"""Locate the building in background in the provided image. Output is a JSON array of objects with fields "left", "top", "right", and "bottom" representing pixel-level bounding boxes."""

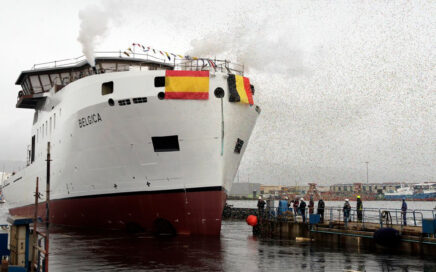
[
  {"left": 229, "top": 183, "right": 261, "bottom": 199},
  {"left": 228, "top": 182, "right": 433, "bottom": 201},
  {"left": 260, "top": 185, "right": 283, "bottom": 197},
  {"left": 330, "top": 183, "right": 408, "bottom": 195}
]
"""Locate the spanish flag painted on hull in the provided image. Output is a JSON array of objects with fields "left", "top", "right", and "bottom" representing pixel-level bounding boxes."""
[
  {"left": 227, "top": 74, "right": 254, "bottom": 105},
  {"left": 165, "top": 70, "right": 209, "bottom": 100}
]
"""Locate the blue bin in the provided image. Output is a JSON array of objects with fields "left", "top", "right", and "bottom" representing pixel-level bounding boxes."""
[
  {"left": 309, "top": 214, "right": 321, "bottom": 224},
  {"left": 277, "top": 200, "right": 288, "bottom": 215},
  {"left": 0, "top": 232, "right": 9, "bottom": 256},
  {"left": 422, "top": 219, "right": 436, "bottom": 234}
]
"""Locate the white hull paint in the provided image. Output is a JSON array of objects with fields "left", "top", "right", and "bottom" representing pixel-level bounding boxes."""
[{"left": 4, "top": 70, "right": 259, "bottom": 210}]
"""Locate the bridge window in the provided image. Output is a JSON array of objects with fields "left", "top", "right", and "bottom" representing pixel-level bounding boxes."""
[
  {"left": 151, "top": 135, "right": 180, "bottom": 152},
  {"left": 102, "top": 81, "right": 114, "bottom": 95},
  {"left": 154, "top": 77, "right": 165, "bottom": 87}
]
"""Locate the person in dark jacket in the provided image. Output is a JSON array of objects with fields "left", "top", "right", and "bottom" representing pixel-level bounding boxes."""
[
  {"left": 343, "top": 199, "right": 351, "bottom": 227},
  {"left": 257, "top": 196, "right": 266, "bottom": 216},
  {"left": 299, "top": 198, "right": 307, "bottom": 223},
  {"left": 308, "top": 195, "right": 315, "bottom": 214},
  {"left": 401, "top": 198, "right": 407, "bottom": 226},
  {"left": 293, "top": 199, "right": 299, "bottom": 216},
  {"left": 356, "top": 195, "right": 363, "bottom": 222},
  {"left": 317, "top": 199, "right": 325, "bottom": 223}
]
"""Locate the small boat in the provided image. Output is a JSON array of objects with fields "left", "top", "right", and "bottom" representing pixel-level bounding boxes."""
[{"left": 384, "top": 183, "right": 436, "bottom": 201}]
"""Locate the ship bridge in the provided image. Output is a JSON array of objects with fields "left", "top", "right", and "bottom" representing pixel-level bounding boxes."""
[{"left": 15, "top": 51, "right": 244, "bottom": 109}]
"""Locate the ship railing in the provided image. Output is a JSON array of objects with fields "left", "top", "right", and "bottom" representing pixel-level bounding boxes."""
[{"left": 31, "top": 51, "right": 244, "bottom": 75}]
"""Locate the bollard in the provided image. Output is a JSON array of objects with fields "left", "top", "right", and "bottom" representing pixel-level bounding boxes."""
[
  {"left": 413, "top": 211, "right": 417, "bottom": 226},
  {"left": 1, "top": 258, "right": 8, "bottom": 272}
]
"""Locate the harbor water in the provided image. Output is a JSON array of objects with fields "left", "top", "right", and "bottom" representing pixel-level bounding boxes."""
[{"left": 2, "top": 202, "right": 436, "bottom": 271}]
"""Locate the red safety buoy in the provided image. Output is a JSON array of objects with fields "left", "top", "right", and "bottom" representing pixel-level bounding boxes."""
[{"left": 246, "top": 215, "right": 258, "bottom": 226}]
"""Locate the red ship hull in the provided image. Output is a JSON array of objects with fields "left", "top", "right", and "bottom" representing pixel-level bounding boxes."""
[{"left": 9, "top": 187, "right": 227, "bottom": 236}]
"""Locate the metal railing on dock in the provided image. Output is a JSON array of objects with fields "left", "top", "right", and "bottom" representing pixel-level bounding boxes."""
[{"left": 260, "top": 206, "right": 436, "bottom": 229}]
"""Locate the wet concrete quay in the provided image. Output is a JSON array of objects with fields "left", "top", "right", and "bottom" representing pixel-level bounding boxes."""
[
  {"left": 224, "top": 203, "right": 436, "bottom": 258},
  {"left": 256, "top": 219, "right": 436, "bottom": 257}
]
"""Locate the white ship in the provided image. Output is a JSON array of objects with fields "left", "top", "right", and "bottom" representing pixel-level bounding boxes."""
[
  {"left": 384, "top": 183, "right": 436, "bottom": 201},
  {"left": 2, "top": 51, "right": 260, "bottom": 235},
  {"left": 384, "top": 186, "right": 414, "bottom": 199}
]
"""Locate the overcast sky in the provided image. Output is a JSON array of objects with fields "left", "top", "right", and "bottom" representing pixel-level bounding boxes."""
[{"left": 0, "top": 0, "right": 434, "bottom": 185}]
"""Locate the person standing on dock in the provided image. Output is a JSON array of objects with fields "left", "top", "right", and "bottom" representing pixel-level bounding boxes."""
[
  {"left": 257, "top": 196, "right": 266, "bottom": 217},
  {"left": 293, "top": 198, "right": 299, "bottom": 216},
  {"left": 308, "top": 195, "right": 315, "bottom": 214},
  {"left": 343, "top": 199, "right": 351, "bottom": 227},
  {"left": 317, "top": 198, "right": 325, "bottom": 223},
  {"left": 401, "top": 198, "right": 407, "bottom": 226},
  {"left": 356, "top": 196, "right": 363, "bottom": 222},
  {"left": 299, "top": 198, "right": 307, "bottom": 223}
]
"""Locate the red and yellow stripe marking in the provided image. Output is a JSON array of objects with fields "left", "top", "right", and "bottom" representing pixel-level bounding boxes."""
[{"left": 165, "top": 70, "right": 209, "bottom": 99}]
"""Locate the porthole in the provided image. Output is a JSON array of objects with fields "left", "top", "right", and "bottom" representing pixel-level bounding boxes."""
[
  {"left": 108, "top": 99, "right": 115, "bottom": 106},
  {"left": 158, "top": 92, "right": 165, "bottom": 100},
  {"left": 214, "top": 87, "right": 225, "bottom": 98}
]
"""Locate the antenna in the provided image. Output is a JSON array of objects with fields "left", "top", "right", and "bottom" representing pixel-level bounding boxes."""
[
  {"left": 365, "top": 161, "right": 369, "bottom": 184},
  {"left": 1, "top": 164, "right": 5, "bottom": 185}
]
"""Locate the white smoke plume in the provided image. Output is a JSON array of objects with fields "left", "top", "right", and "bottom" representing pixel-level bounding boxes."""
[
  {"left": 77, "top": 4, "right": 110, "bottom": 67},
  {"left": 186, "top": 16, "right": 316, "bottom": 76}
]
